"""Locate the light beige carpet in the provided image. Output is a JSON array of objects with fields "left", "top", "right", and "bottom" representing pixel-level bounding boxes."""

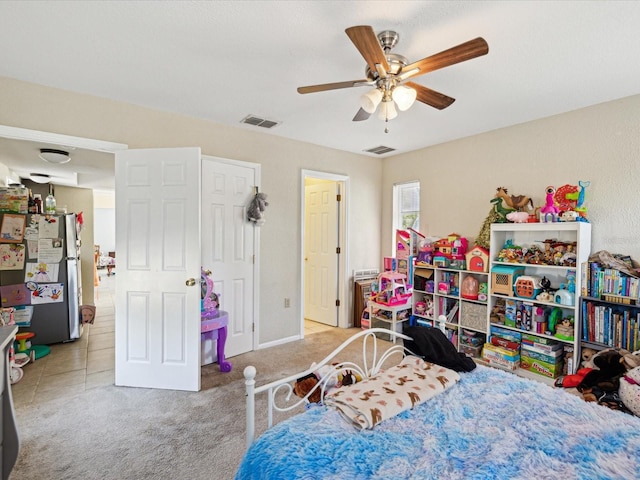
[{"left": 11, "top": 327, "right": 365, "bottom": 480}]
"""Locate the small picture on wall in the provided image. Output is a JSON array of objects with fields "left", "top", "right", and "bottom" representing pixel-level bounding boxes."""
[{"left": 0, "top": 214, "right": 26, "bottom": 243}]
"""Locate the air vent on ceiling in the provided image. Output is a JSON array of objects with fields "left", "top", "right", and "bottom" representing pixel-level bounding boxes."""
[
  {"left": 240, "top": 115, "right": 280, "bottom": 129},
  {"left": 364, "top": 145, "right": 396, "bottom": 155}
]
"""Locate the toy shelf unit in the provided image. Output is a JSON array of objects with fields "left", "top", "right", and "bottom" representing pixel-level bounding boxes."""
[
  {"left": 367, "top": 271, "right": 412, "bottom": 342},
  {"left": 486, "top": 222, "right": 592, "bottom": 381},
  {"left": 367, "top": 299, "right": 412, "bottom": 344},
  {"left": 412, "top": 265, "right": 489, "bottom": 355},
  {"left": 579, "top": 296, "right": 640, "bottom": 355}
]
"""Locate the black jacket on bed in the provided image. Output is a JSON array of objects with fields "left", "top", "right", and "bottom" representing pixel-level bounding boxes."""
[{"left": 403, "top": 326, "right": 476, "bottom": 373}]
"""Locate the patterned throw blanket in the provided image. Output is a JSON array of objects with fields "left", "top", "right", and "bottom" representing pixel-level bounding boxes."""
[{"left": 324, "top": 355, "right": 460, "bottom": 429}]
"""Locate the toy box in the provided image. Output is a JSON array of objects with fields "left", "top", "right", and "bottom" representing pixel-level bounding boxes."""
[
  {"left": 521, "top": 344, "right": 563, "bottom": 363},
  {"left": 460, "top": 344, "right": 483, "bottom": 358},
  {"left": 521, "top": 333, "right": 561, "bottom": 347},
  {"left": 489, "top": 335, "right": 520, "bottom": 352},
  {"left": 504, "top": 299, "right": 517, "bottom": 327},
  {"left": 482, "top": 343, "right": 520, "bottom": 371},
  {"left": 490, "top": 264, "right": 525, "bottom": 296},
  {"left": 520, "top": 354, "right": 563, "bottom": 378},
  {"left": 460, "top": 330, "right": 485, "bottom": 347},
  {"left": 516, "top": 302, "right": 533, "bottom": 331},
  {"left": 490, "top": 325, "right": 522, "bottom": 342},
  {"left": 483, "top": 343, "right": 520, "bottom": 361}
]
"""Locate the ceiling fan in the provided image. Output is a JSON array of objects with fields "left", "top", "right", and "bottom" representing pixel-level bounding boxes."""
[{"left": 297, "top": 26, "right": 489, "bottom": 131}]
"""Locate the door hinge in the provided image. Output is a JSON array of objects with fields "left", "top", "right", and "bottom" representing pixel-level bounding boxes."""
[
  {"left": 252, "top": 254, "right": 255, "bottom": 264},
  {"left": 336, "top": 194, "right": 342, "bottom": 202},
  {"left": 252, "top": 323, "right": 255, "bottom": 332},
  {"left": 336, "top": 247, "right": 341, "bottom": 254},
  {"left": 335, "top": 299, "right": 341, "bottom": 307}
]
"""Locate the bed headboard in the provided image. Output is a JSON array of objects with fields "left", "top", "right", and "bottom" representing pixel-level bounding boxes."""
[{"left": 243, "top": 327, "right": 413, "bottom": 449}]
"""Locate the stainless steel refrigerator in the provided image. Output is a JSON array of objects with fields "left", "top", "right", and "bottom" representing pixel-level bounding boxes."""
[{"left": 0, "top": 213, "right": 82, "bottom": 344}]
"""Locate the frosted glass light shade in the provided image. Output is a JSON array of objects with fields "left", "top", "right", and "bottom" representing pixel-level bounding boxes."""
[
  {"left": 39, "top": 148, "right": 70, "bottom": 164},
  {"left": 392, "top": 85, "right": 417, "bottom": 111},
  {"left": 360, "top": 88, "right": 383, "bottom": 114},
  {"left": 377, "top": 100, "right": 398, "bottom": 120},
  {"left": 30, "top": 173, "right": 51, "bottom": 184}
]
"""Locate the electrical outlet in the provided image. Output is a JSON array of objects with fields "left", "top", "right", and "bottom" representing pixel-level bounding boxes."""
[{"left": 284, "top": 298, "right": 291, "bottom": 308}]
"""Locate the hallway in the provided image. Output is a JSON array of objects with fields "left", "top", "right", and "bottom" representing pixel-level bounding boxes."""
[{"left": 11, "top": 271, "right": 115, "bottom": 407}]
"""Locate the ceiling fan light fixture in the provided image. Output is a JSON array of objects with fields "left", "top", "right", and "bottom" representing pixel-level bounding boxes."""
[
  {"left": 360, "top": 88, "right": 383, "bottom": 114},
  {"left": 377, "top": 99, "right": 398, "bottom": 121},
  {"left": 30, "top": 173, "right": 51, "bottom": 184},
  {"left": 392, "top": 85, "right": 417, "bottom": 111},
  {"left": 39, "top": 148, "right": 71, "bottom": 164}
]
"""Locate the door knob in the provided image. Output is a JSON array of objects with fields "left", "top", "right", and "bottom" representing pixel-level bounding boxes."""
[{"left": 186, "top": 278, "right": 196, "bottom": 286}]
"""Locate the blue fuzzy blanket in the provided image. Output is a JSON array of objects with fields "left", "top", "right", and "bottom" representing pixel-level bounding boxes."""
[{"left": 236, "top": 365, "right": 640, "bottom": 480}]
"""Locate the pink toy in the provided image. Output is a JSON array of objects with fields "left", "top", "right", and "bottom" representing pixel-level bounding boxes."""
[
  {"left": 540, "top": 186, "right": 560, "bottom": 214},
  {"left": 506, "top": 211, "right": 529, "bottom": 223}
]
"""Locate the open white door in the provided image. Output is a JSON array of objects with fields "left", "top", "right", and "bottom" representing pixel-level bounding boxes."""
[
  {"left": 201, "top": 156, "right": 257, "bottom": 358},
  {"left": 304, "top": 181, "right": 339, "bottom": 326},
  {"left": 115, "top": 147, "right": 201, "bottom": 391}
]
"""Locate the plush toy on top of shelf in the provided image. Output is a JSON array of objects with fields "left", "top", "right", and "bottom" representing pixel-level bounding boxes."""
[
  {"left": 538, "top": 181, "right": 590, "bottom": 223},
  {"left": 495, "top": 187, "right": 534, "bottom": 212}
]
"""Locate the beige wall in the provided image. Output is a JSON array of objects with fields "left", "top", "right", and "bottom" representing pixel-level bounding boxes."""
[
  {"left": 55, "top": 185, "right": 95, "bottom": 306},
  {"left": 382, "top": 94, "right": 640, "bottom": 262},
  {"left": 5, "top": 74, "right": 637, "bottom": 347},
  {"left": 0, "top": 76, "right": 383, "bottom": 345}
]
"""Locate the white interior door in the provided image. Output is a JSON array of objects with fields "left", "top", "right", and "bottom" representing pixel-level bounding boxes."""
[
  {"left": 115, "top": 147, "right": 201, "bottom": 391},
  {"left": 201, "top": 157, "right": 257, "bottom": 358},
  {"left": 304, "top": 181, "right": 338, "bottom": 326}
]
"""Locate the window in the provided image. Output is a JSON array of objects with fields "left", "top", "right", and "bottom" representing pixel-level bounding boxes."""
[{"left": 393, "top": 181, "right": 420, "bottom": 241}]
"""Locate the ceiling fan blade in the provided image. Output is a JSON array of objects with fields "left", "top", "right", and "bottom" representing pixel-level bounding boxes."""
[
  {"left": 406, "top": 82, "right": 455, "bottom": 110},
  {"left": 297, "top": 79, "right": 372, "bottom": 94},
  {"left": 352, "top": 108, "right": 371, "bottom": 122},
  {"left": 345, "top": 26, "right": 390, "bottom": 75},
  {"left": 402, "top": 37, "right": 489, "bottom": 79}
]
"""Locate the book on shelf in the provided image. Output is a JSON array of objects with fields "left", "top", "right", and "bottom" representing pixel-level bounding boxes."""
[
  {"left": 581, "top": 261, "right": 640, "bottom": 300},
  {"left": 581, "top": 298, "right": 640, "bottom": 350}
]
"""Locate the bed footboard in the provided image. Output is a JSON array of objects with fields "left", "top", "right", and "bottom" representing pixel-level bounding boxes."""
[{"left": 243, "top": 327, "right": 413, "bottom": 449}]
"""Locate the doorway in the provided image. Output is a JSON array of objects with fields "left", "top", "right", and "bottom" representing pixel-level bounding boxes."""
[{"left": 301, "top": 170, "right": 349, "bottom": 334}]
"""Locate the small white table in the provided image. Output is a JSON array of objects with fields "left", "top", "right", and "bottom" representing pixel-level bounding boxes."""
[{"left": 367, "top": 299, "right": 412, "bottom": 343}]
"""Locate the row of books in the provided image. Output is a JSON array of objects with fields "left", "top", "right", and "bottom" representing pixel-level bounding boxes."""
[
  {"left": 581, "top": 300, "right": 640, "bottom": 351},
  {"left": 581, "top": 261, "right": 640, "bottom": 299}
]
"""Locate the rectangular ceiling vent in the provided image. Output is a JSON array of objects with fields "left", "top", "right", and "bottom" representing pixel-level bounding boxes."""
[
  {"left": 364, "top": 145, "right": 396, "bottom": 155},
  {"left": 240, "top": 115, "right": 280, "bottom": 129}
]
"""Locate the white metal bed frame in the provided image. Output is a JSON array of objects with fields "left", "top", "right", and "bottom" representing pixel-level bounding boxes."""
[{"left": 243, "top": 327, "right": 413, "bottom": 448}]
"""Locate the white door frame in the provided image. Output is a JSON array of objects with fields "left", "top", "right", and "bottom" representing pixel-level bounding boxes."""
[
  {"left": 300, "top": 170, "right": 349, "bottom": 334},
  {"left": 201, "top": 154, "right": 260, "bottom": 357}
]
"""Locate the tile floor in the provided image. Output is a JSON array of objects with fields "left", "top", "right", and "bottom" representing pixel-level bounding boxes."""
[
  {"left": 10, "top": 272, "right": 335, "bottom": 406},
  {"left": 11, "top": 270, "right": 116, "bottom": 407}
]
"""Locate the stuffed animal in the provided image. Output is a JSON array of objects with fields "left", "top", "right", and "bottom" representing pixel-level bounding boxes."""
[
  {"left": 581, "top": 347, "right": 597, "bottom": 369},
  {"left": 293, "top": 373, "right": 322, "bottom": 404},
  {"left": 619, "top": 366, "right": 640, "bottom": 417},
  {"left": 337, "top": 369, "right": 363, "bottom": 387},
  {"left": 622, "top": 350, "right": 640, "bottom": 371},
  {"left": 247, "top": 192, "right": 269, "bottom": 225},
  {"left": 578, "top": 348, "right": 627, "bottom": 397}
]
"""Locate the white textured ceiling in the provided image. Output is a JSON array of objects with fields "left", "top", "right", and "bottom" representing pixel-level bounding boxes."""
[{"left": 1, "top": 1, "right": 640, "bottom": 189}]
